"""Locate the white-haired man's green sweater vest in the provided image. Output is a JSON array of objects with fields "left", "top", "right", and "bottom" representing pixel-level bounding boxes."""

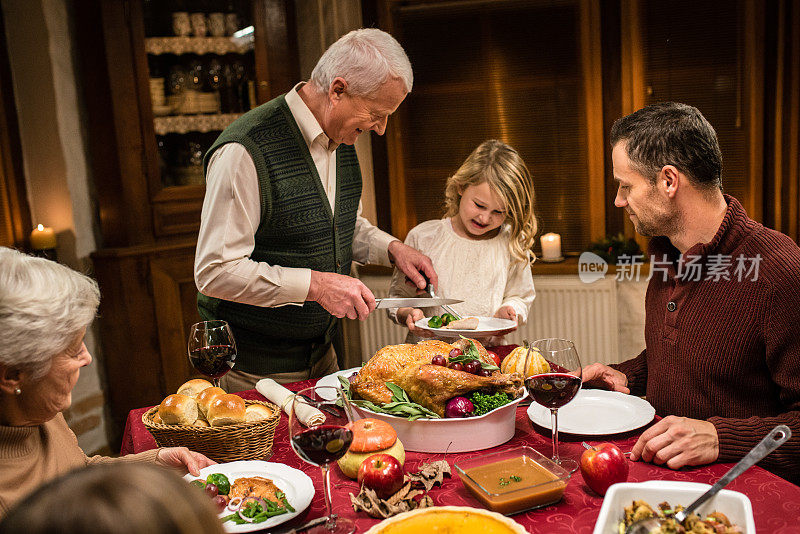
[{"left": 197, "top": 95, "right": 361, "bottom": 375}]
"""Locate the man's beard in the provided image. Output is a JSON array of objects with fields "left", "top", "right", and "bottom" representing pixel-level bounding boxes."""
[{"left": 630, "top": 207, "right": 682, "bottom": 237}]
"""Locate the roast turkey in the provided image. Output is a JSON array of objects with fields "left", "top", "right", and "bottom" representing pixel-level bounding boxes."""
[
  {"left": 444, "top": 317, "right": 479, "bottom": 330},
  {"left": 350, "top": 338, "right": 524, "bottom": 417}
]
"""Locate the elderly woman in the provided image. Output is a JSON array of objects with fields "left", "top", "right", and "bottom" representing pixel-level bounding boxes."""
[{"left": 0, "top": 247, "right": 215, "bottom": 516}]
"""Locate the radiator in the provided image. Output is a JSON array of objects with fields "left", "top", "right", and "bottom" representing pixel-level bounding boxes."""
[
  {"left": 505, "top": 276, "right": 620, "bottom": 367},
  {"left": 357, "top": 274, "right": 622, "bottom": 367}
]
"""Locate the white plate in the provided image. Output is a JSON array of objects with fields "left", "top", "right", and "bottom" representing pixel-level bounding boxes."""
[
  {"left": 527, "top": 389, "right": 655, "bottom": 435},
  {"left": 184, "top": 460, "right": 314, "bottom": 533},
  {"left": 593, "top": 481, "right": 755, "bottom": 534},
  {"left": 315, "top": 367, "right": 362, "bottom": 400},
  {"left": 414, "top": 316, "right": 517, "bottom": 338}
]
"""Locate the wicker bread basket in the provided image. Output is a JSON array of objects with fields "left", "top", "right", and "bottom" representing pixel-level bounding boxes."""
[{"left": 142, "top": 399, "right": 281, "bottom": 463}]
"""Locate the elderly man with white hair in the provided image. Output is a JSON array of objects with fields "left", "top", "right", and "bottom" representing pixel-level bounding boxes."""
[{"left": 195, "top": 28, "right": 438, "bottom": 389}]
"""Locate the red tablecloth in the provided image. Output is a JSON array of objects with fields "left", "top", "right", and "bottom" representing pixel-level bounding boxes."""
[{"left": 122, "top": 376, "right": 800, "bottom": 532}]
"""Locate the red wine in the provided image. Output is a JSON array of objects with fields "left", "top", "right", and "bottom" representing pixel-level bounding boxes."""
[
  {"left": 188, "top": 344, "right": 236, "bottom": 378},
  {"left": 291, "top": 425, "right": 354, "bottom": 465},
  {"left": 526, "top": 373, "right": 581, "bottom": 409}
]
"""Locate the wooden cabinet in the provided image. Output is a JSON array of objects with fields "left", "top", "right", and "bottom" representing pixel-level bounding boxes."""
[
  {"left": 90, "top": 243, "right": 200, "bottom": 420},
  {"left": 74, "top": 0, "right": 298, "bottom": 445}
]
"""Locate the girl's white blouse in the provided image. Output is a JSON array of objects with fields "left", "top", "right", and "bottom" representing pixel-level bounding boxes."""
[{"left": 387, "top": 218, "right": 535, "bottom": 342}]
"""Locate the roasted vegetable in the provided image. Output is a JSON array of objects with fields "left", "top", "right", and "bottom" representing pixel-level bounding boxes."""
[
  {"left": 206, "top": 473, "right": 231, "bottom": 495},
  {"left": 469, "top": 391, "right": 512, "bottom": 416},
  {"left": 441, "top": 313, "right": 458, "bottom": 326},
  {"left": 427, "top": 315, "right": 443, "bottom": 328},
  {"left": 445, "top": 396, "right": 474, "bottom": 418}
]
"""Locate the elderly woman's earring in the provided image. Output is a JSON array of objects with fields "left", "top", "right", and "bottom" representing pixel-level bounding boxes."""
[{"left": 14, "top": 387, "right": 21, "bottom": 395}]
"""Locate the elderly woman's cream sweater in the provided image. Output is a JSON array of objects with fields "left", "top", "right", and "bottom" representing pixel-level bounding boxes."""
[{"left": 0, "top": 413, "right": 160, "bottom": 517}]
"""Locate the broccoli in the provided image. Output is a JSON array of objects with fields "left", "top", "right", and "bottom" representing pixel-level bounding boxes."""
[{"left": 469, "top": 391, "right": 511, "bottom": 416}]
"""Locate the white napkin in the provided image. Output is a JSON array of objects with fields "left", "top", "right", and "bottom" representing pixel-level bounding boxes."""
[{"left": 255, "top": 378, "right": 325, "bottom": 427}]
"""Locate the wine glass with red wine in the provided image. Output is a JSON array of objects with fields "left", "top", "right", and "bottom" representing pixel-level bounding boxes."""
[
  {"left": 526, "top": 338, "right": 582, "bottom": 472},
  {"left": 187, "top": 320, "right": 236, "bottom": 388},
  {"left": 289, "top": 386, "right": 355, "bottom": 534}
]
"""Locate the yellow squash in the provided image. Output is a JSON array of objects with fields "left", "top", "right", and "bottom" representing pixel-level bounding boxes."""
[{"left": 500, "top": 346, "right": 550, "bottom": 377}]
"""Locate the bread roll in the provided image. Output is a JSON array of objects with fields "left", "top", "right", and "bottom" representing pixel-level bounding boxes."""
[
  {"left": 196, "top": 386, "right": 226, "bottom": 417},
  {"left": 207, "top": 394, "right": 246, "bottom": 427},
  {"left": 158, "top": 394, "right": 199, "bottom": 425},
  {"left": 177, "top": 378, "right": 213, "bottom": 399},
  {"left": 193, "top": 418, "right": 210, "bottom": 427},
  {"left": 245, "top": 404, "right": 274, "bottom": 423},
  {"left": 151, "top": 412, "right": 163, "bottom": 425}
]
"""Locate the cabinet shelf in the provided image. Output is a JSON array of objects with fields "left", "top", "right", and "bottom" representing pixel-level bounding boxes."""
[
  {"left": 153, "top": 112, "right": 243, "bottom": 135},
  {"left": 145, "top": 36, "right": 252, "bottom": 56}
]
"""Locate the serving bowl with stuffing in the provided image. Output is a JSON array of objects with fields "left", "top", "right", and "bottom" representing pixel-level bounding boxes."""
[{"left": 593, "top": 481, "right": 755, "bottom": 534}]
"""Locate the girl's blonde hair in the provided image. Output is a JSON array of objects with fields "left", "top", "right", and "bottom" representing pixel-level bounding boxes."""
[{"left": 444, "top": 140, "right": 538, "bottom": 264}]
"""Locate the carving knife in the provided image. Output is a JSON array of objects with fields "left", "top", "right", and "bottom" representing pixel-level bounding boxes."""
[{"left": 374, "top": 297, "right": 463, "bottom": 309}]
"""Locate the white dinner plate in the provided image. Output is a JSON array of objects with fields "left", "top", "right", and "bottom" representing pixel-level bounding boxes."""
[
  {"left": 414, "top": 316, "right": 517, "bottom": 338},
  {"left": 315, "top": 367, "right": 362, "bottom": 400},
  {"left": 184, "top": 460, "right": 314, "bottom": 533},
  {"left": 527, "top": 389, "right": 655, "bottom": 435}
]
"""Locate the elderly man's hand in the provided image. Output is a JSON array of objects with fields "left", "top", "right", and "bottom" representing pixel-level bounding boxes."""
[
  {"left": 582, "top": 363, "right": 630, "bottom": 394},
  {"left": 388, "top": 241, "right": 438, "bottom": 291},
  {"left": 156, "top": 447, "right": 216, "bottom": 476},
  {"left": 308, "top": 271, "right": 376, "bottom": 320},
  {"left": 630, "top": 416, "right": 719, "bottom": 469}
]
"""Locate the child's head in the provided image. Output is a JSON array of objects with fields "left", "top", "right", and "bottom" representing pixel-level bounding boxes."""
[{"left": 444, "top": 139, "right": 538, "bottom": 262}]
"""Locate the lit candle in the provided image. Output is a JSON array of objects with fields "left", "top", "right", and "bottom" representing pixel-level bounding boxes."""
[
  {"left": 30, "top": 224, "right": 57, "bottom": 250},
  {"left": 540, "top": 232, "right": 562, "bottom": 261}
]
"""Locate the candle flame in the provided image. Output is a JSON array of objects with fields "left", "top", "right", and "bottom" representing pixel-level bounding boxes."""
[{"left": 37, "top": 224, "right": 44, "bottom": 231}]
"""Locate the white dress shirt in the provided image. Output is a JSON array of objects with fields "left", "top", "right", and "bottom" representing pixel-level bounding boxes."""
[{"left": 194, "top": 83, "right": 397, "bottom": 308}]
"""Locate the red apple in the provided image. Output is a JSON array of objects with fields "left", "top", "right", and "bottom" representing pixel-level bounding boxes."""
[
  {"left": 580, "top": 442, "right": 629, "bottom": 496},
  {"left": 357, "top": 453, "right": 405, "bottom": 499}
]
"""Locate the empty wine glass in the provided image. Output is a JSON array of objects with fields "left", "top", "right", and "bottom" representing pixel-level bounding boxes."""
[
  {"left": 525, "top": 338, "right": 582, "bottom": 472},
  {"left": 289, "top": 386, "right": 355, "bottom": 534},
  {"left": 187, "top": 320, "right": 236, "bottom": 388}
]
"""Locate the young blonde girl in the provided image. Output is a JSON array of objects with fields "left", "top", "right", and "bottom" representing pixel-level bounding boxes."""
[{"left": 388, "top": 139, "right": 538, "bottom": 342}]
